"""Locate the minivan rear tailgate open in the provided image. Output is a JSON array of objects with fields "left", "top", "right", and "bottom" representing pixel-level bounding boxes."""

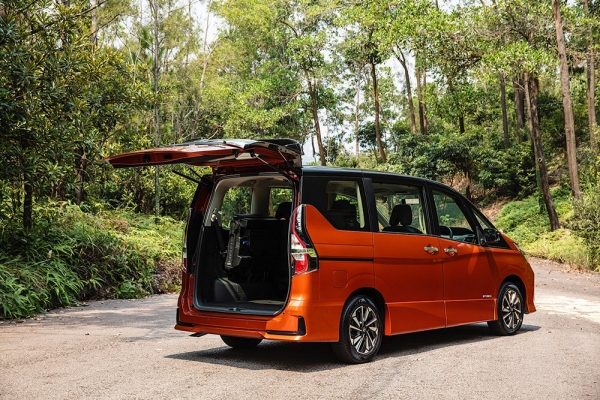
[{"left": 107, "top": 139, "right": 302, "bottom": 171}]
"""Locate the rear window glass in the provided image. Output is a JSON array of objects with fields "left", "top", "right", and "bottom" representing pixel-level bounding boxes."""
[
  {"left": 301, "top": 177, "right": 368, "bottom": 231},
  {"left": 269, "top": 187, "right": 293, "bottom": 219},
  {"left": 221, "top": 187, "right": 252, "bottom": 229}
]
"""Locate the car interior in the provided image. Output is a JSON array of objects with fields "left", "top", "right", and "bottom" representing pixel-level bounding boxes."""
[
  {"left": 193, "top": 174, "right": 294, "bottom": 314},
  {"left": 373, "top": 183, "right": 427, "bottom": 234}
]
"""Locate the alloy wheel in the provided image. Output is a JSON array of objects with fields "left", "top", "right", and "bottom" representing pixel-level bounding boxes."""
[
  {"left": 349, "top": 305, "right": 379, "bottom": 355},
  {"left": 501, "top": 288, "right": 522, "bottom": 331}
]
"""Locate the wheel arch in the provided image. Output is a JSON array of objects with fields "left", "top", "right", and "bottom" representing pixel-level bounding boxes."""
[
  {"left": 344, "top": 287, "right": 387, "bottom": 331},
  {"left": 500, "top": 274, "right": 528, "bottom": 313}
]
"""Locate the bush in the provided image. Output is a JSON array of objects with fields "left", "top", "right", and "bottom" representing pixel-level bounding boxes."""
[
  {"left": 496, "top": 186, "right": 598, "bottom": 270},
  {"left": 571, "top": 184, "right": 600, "bottom": 271},
  {"left": 0, "top": 202, "right": 183, "bottom": 319}
]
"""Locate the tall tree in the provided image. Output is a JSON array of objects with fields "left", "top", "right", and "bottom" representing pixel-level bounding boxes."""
[
  {"left": 513, "top": 76, "right": 526, "bottom": 132},
  {"left": 370, "top": 59, "right": 387, "bottom": 162},
  {"left": 525, "top": 73, "right": 560, "bottom": 230},
  {"left": 499, "top": 72, "right": 510, "bottom": 145},
  {"left": 481, "top": 0, "right": 561, "bottom": 229},
  {"left": 280, "top": 1, "right": 334, "bottom": 165},
  {"left": 149, "top": 0, "right": 161, "bottom": 217},
  {"left": 552, "top": 0, "right": 581, "bottom": 199},
  {"left": 393, "top": 49, "right": 417, "bottom": 134},
  {"left": 415, "top": 65, "right": 428, "bottom": 135},
  {"left": 583, "top": 0, "right": 597, "bottom": 153}
]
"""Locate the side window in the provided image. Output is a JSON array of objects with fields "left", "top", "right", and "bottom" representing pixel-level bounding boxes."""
[
  {"left": 372, "top": 182, "right": 428, "bottom": 234},
  {"left": 220, "top": 187, "right": 252, "bottom": 229},
  {"left": 473, "top": 209, "right": 495, "bottom": 230},
  {"left": 301, "top": 177, "right": 368, "bottom": 231},
  {"left": 432, "top": 190, "right": 476, "bottom": 244}
]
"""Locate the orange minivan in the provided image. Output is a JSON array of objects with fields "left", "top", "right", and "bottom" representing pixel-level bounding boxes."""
[{"left": 109, "top": 138, "right": 536, "bottom": 363}]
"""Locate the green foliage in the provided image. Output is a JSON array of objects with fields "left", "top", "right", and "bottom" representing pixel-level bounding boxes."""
[
  {"left": 495, "top": 187, "right": 597, "bottom": 270},
  {"left": 0, "top": 203, "right": 183, "bottom": 319},
  {"left": 1, "top": 0, "right": 599, "bottom": 318},
  {"left": 496, "top": 187, "right": 573, "bottom": 243},
  {"left": 571, "top": 183, "right": 600, "bottom": 270},
  {"left": 475, "top": 136, "right": 537, "bottom": 198}
]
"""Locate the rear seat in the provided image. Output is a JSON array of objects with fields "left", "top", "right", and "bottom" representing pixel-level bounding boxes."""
[{"left": 217, "top": 213, "right": 290, "bottom": 302}]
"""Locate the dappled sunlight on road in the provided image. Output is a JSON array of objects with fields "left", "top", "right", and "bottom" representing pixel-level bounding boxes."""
[{"left": 536, "top": 294, "right": 600, "bottom": 325}]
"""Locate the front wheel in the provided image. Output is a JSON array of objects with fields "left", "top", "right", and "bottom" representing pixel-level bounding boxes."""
[
  {"left": 331, "top": 295, "right": 383, "bottom": 364},
  {"left": 221, "top": 335, "right": 262, "bottom": 349},
  {"left": 488, "top": 282, "right": 524, "bottom": 335}
]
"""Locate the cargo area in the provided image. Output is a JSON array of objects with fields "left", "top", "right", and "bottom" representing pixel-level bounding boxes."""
[{"left": 190, "top": 174, "right": 294, "bottom": 315}]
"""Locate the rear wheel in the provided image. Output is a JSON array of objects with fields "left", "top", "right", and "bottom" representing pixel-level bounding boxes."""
[
  {"left": 331, "top": 295, "right": 383, "bottom": 364},
  {"left": 220, "top": 335, "right": 262, "bottom": 349},
  {"left": 488, "top": 282, "right": 524, "bottom": 335}
]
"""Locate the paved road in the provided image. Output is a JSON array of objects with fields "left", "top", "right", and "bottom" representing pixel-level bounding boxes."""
[{"left": 1, "top": 258, "right": 599, "bottom": 400}]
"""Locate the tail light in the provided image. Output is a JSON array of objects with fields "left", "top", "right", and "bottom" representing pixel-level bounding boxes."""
[{"left": 290, "top": 205, "right": 318, "bottom": 275}]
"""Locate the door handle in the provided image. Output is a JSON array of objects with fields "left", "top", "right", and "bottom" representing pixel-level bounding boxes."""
[
  {"left": 423, "top": 245, "right": 439, "bottom": 255},
  {"left": 444, "top": 247, "right": 458, "bottom": 256}
]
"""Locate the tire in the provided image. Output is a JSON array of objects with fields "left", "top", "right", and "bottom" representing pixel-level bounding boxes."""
[
  {"left": 220, "top": 335, "right": 262, "bottom": 349},
  {"left": 331, "top": 295, "right": 383, "bottom": 364},
  {"left": 488, "top": 282, "right": 524, "bottom": 336}
]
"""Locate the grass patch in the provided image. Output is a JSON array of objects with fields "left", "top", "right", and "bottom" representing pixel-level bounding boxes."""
[
  {"left": 495, "top": 187, "right": 597, "bottom": 270},
  {"left": 0, "top": 202, "right": 183, "bottom": 319}
]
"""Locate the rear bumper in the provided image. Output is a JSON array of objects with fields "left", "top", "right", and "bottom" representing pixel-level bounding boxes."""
[
  {"left": 177, "top": 270, "right": 342, "bottom": 342},
  {"left": 176, "top": 298, "right": 341, "bottom": 342}
]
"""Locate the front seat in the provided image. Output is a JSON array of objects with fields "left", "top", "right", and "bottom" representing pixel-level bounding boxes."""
[
  {"left": 382, "top": 204, "right": 422, "bottom": 234},
  {"left": 275, "top": 201, "right": 292, "bottom": 220},
  {"left": 328, "top": 199, "right": 359, "bottom": 230}
]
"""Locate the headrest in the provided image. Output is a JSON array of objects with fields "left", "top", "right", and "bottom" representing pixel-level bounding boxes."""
[
  {"left": 390, "top": 204, "right": 413, "bottom": 227},
  {"left": 275, "top": 202, "right": 292, "bottom": 220},
  {"left": 329, "top": 199, "right": 358, "bottom": 229},
  {"left": 330, "top": 199, "right": 354, "bottom": 213}
]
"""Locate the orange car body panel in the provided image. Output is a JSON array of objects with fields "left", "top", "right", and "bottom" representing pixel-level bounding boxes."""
[{"left": 176, "top": 206, "right": 535, "bottom": 342}]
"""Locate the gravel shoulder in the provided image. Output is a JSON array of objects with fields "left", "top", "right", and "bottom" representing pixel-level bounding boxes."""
[{"left": 1, "top": 257, "right": 599, "bottom": 400}]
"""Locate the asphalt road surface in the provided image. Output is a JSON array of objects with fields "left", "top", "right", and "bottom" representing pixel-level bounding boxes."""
[{"left": 1, "top": 258, "right": 599, "bottom": 400}]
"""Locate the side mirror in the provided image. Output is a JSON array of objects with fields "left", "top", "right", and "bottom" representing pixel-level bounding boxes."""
[{"left": 478, "top": 227, "right": 501, "bottom": 245}]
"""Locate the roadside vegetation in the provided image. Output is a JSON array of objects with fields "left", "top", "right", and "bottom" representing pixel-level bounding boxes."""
[
  {"left": 0, "top": 203, "right": 182, "bottom": 319},
  {"left": 495, "top": 184, "right": 600, "bottom": 271},
  {"left": 1, "top": 0, "right": 599, "bottom": 318}
]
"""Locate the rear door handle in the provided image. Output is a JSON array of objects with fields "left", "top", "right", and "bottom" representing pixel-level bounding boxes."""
[
  {"left": 423, "top": 245, "right": 439, "bottom": 255},
  {"left": 444, "top": 247, "right": 458, "bottom": 256}
]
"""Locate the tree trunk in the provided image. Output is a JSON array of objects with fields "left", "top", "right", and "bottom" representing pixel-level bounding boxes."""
[
  {"left": 525, "top": 74, "right": 560, "bottom": 231},
  {"left": 513, "top": 76, "right": 526, "bottom": 132},
  {"left": 500, "top": 73, "right": 510, "bottom": 145},
  {"left": 465, "top": 170, "right": 472, "bottom": 201},
  {"left": 553, "top": 0, "right": 582, "bottom": 199},
  {"left": 396, "top": 50, "right": 417, "bottom": 134},
  {"left": 20, "top": 136, "right": 33, "bottom": 230},
  {"left": 74, "top": 144, "right": 87, "bottom": 204},
  {"left": 583, "top": 0, "right": 597, "bottom": 153},
  {"left": 415, "top": 66, "right": 427, "bottom": 135},
  {"left": 307, "top": 78, "right": 326, "bottom": 166},
  {"left": 370, "top": 62, "right": 387, "bottom": 163},
  {"left": 458, "top": 115, "right": 465, "bottom": 134},
  {"left": 90, "top": 0, "right": 98, "bottom": 46},
  {"left": 199, "top": 0, "right": 213, "bottom": 93},
  {"left": 447, "top": 78, "right": 465, "bottom": 134},
  {"left": 355, "top": 73, "right": 361, "bottom": 156},
  {"left": 23, "top": 176, "right": 33, "bottom": 231},
  {"left": 151, "top": 0, "right": 161, "bottom": 218},
  {"left": 423, "top": 70, "right": 429, "bottom": 133}
]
